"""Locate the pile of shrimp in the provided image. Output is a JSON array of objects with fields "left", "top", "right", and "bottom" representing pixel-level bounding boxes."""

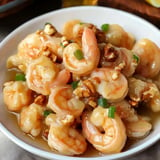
[{"left": 3, "top": 20, "right": 160, "bottom": 156}]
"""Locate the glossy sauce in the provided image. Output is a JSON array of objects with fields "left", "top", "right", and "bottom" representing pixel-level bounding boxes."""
[{"left": 4, "top": 69, "right": 159, "bottom": 157}]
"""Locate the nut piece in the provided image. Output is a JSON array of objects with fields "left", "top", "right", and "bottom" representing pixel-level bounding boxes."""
[
  {"left": 112, "top": 71, "right": 119, "bottom": 80},
  {"left": 44, "top": 23, "right": 56, "bottom": 35},
  {"left": 60, "top": 36, "right": 69, "bottom": 48},
  {"left": 34, "top": 95, "right": 46, "bottom": 105},
  {"left": 60, "top": 114, "right": 74, "bottom": 125},
  {"left": 73, "top": 79, "right": 96, "bottom": 98},
  {"left": 115, "top": 61, "right": 126, "bottom": 71}
]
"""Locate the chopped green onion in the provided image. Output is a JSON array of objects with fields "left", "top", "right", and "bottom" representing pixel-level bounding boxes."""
[
  {"left": 98, "top": 98, "right": 109, "bottom": 108},
  {"left": 108, "top": 106, "right": 116, "bottom": 118},
  {"left": 79, "top": 22, "right": 85, "bottom": 25},
  {"left": 71, "top": 81, "right": 79, "bottom": 90},
  {"left": 133, "top": 54, "right": 139, "bottom": 63},
  {"left": 74, "top": 49, "right": 84, "bottom": 60},
  {"left": 101, "top": 24, "right": 109, "bottom": 32},
  {"left": 60, "top": 42, "right": 65, "bottom": 48},
  {"left": 15, "top": 73, "right": 26, "bottom": 81},
  {"left": 43, "top": 110, "right": 52, "bottom": 117}
]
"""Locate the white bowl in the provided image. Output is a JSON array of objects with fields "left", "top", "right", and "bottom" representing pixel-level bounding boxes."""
[{"left": 0, "top": 6, "right": 160, "bottom": 160}]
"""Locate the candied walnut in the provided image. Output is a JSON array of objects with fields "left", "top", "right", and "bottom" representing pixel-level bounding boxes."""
[
  {"left": 44, "top": 23, "right": 57, "bottom": 36},
  {"left": 42, "top": 128, "right": 49, "bottom": 140},
  {"left": 103, "top": 43, "right": 118, "bottom": 62},
  {"left": 34, "top": 95, "right": 47, "bottom": 105},
  {"left": 128, "top": 77, "right": 159, "bottom": 103},
  {"left": 73, "top": 79, "right": 96, "bottom": 98},
  {"left": 60, "top": 114, "right": 74, "bottom": 125},
  {"left": 95, "top": 28, "right": 107, "bottom": 43},
  {"left": 142, "top": 84, "right": 158, "bottom": 101}
]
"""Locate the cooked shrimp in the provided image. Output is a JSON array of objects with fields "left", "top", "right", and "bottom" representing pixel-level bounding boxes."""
[
  {"left": 82, "top": 106, "right": 126, "bottom": 153},
  {"left": 45, "top": 113, "right": 74, "bottom": 126},
  {"left": 90, "top": 68, "right": 128, "bottom": 102},
  {"left": 17, "top": 31, "right": 63, "bottom": 68},
  {"left": 112, "top": 100, "right": 139, "bottom": 122},
  {"left": 62, "top": 20, "right": 81, "bottom": 40},
  {"left": 50, "top": 69, "right": 71, "bottom": 87},
  {"left": 62, "top": 20, "right": 96, "bottom": 41},
  {"left": 26, "top": 56, "right": 58, "bottom": 95},
  {"left": 48, "top": 85, "right": 85, "bottom": 117},
  {"left": 128, "top": 77, "right": 159, "bottom": 102},
  {"left": 100, "top": 43, "right": 138, "bottom": 77},
  {"left": 133, "top": 38, "right": 160, "bottom": 78},
  {"left": 63, "top": 27, "right": 100, "bottom": 75},
  {"left": 106, "top": 24, "right": 135, "bottom": 49},
  {"left": 124, "top": 118, "right": 152, "bottom": 138},
  {"left": 19, "top": 103, "right": 43, "bottom": 137},
  {"left": 3, "top": 81, "right": 32, "bottom": 112},
  {"left": 48, "top": 120, "right": 87, "bottom": 155}
]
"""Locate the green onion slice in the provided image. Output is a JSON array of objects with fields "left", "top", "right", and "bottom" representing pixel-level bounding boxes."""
[
  {"left": 101, "top": 23, "right": 109, "bottom": 32},
  {"left": 71, "top": 81, "right": 79, "bottom": 90},
  {"left": 108, "top": 106, "right": 116, "bottom": 118},
  {"left": 79, "top": 22, "right": 85, "bottom": 25},
  {"left": 15, "top": 73, "right": 26, "bottom": 81},
  {"left": 74, "top": 49, "right": 84, "bottom": 60},
  {"left": 43, "top": 110, "right": 52, "bottom": 117},
  {"left": 98, "top": 98, "right": 109, "bottom": 108},
  {"left": 133, "top": 54, "right": 139, "bottom": 63}
]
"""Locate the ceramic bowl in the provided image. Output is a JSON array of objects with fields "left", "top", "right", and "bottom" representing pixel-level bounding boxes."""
[{"left": 0, "top": 6, "right": 160, "bottom": 160}]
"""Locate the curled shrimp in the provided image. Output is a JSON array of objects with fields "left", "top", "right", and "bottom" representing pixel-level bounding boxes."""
[
  {"left": 133, "top": 38, "right": 160, "bottom": 78},
  {"left": 19, "top": 103, "right": 43, "bottom": 137},
  {"left": 50, "top": 69, "right": 71, "bottom": 87},
  {"left": 90, "top": 68, "right": 128, "bottom": 102},
  {"left": 62, "top": 20, "right": 81, "bottom": 40},
  {"left": 3, "top": 81, "right": 32, "bottom": 112},
  {"left": 100, "top": 43, "right": 137, "bottom": 77},
  {"left": 26, "top": 56, "right": 59, "bottom": 95},
  {"left": 18, "top": 31, "right": 63, "bottom": 61},
  {"left": 82, "top": 106, "right": 126, "bottom": 153},
  {"left": 47, "top": 115, "right": 87, "bottom": 155},
  {"left": 63, "top": 27, "right": 100, "bottom": 75},
  {"left": 14, "top": 31, "right": 63, "bottom": 72},
  {"left": 106, "top": 24, "right": 135, "bottom": 49},
  {"left": 124, "top": 118, "right": 152, "bottom": 138},
  {"left": 48, "top": 85, "right": 85, "bottom": 117}
]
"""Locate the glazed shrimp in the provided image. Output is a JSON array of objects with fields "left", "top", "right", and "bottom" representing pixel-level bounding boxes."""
[
  {"left": 16, "top": 31, "right": 63, "bottom": 71},
  {"left": 112, "top": 100, "right": 139, "bottom": 122},
  {"left": 106, "top": 24, "right": 135, "bottom": 49},
  {"left": 50, "top": 69, "right": 71, "bottom": 87},
  {"left": 63, "top": 27, "right": 100, "bottom": 75},
  {"left": 48, "top": 85, "right": 85, "bottom": 117},
  {"left": 100, "top": 43, "right": 138, "bottom": 77},
  {"left": 124, "top": 118, "right": 152, "bottom": 138},
  {"left": 19, "top": 103, "right": 43, "bottom": 137},
  {"left": 133, "top": 38, "right": 160, "bottom": 78},
  {"left": 48, "top": 120, "right": 87, "bottom": 155},
  {"left": 62, "top": 20, "right": 81, "bottom": 40},
  {"left": 3, "top": 81, "right": 32, "bottom": 112},
  {"left": 82, "top": 106, "right": 126, "bottom": 153},
  {"left": 90, "top": 68, "right": 128, "bottom": 102},
  {"left": 26, "top": 56, "right": 58, "bottom": 95}
]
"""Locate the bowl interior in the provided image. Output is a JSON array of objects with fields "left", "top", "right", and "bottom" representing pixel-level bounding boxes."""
[{"left": 0, "top": 6, "right": 160, "bottom": 160}]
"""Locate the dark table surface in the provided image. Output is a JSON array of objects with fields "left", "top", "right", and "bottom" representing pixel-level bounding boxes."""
[{"left": 0, "top": 1, "right": 160, "bottom": 160}]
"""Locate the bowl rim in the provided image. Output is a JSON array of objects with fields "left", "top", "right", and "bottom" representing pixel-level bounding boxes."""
[{"left": 0, "top": 6, "right": 160, "bottom": 160}]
